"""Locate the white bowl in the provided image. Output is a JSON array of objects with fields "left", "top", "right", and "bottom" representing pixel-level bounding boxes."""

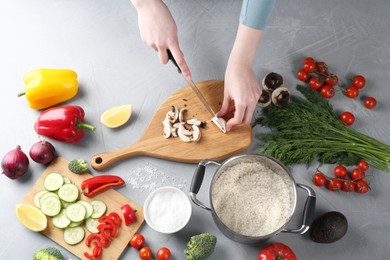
[{"left": 144, "top": 186, "right": 192, "bottom": 234}]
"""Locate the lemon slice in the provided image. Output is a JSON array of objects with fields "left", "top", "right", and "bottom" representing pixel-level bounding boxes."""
[
  {"left": 15, "top": 204, "right": 47, "bottom": 232},
  {"left": 100, "top": 104, "right": 132, "bottom": 128}
]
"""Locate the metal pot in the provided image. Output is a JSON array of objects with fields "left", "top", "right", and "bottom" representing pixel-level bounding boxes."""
[{"left": 189, "top": 154, "right": 316, "bottom": 244}]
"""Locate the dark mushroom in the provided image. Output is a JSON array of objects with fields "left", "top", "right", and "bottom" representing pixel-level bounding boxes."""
[
  {"left": 257, "top": 90, "right": 272, "bottom": 107},
  {"left": 262, "top": 72, "right": 284, "bottom": 92},
  {"left": 271, "top": 87, "right": 290, "bottom": 107}
]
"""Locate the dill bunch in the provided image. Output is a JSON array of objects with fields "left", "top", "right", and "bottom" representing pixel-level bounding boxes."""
[{"left": 253, "top": 85, "right": 390, "bottom": 172}]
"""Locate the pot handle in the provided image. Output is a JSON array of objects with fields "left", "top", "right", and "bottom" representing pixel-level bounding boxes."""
[
  {"left": 282, "top": 183, "right": 316, "bottom": 234},
  {"left": 189, "top": 159, "right": 221, "bottom": 212}
]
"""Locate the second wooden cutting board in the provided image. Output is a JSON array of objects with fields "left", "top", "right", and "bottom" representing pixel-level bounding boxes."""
[{"left": 91, "top": 80, "right": 253, "bottom": 171}]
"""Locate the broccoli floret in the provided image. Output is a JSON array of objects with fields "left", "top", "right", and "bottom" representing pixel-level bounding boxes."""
[
  {"left": 184, "top": 233, "right": 217, "bottom": 260},
  {"left": 68, "top": 159, "right": 88, "bottom": 174},
  {"left": 33, "top": 247, "right": 65, "bottom": 260}
]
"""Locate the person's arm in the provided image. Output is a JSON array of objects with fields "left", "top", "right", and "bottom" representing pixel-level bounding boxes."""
[
  {"left": 130, "top": 0, "right": 192, "bottom": 80},
  {"left": 218, "top": 0, "right": 276, "bottom": 131}
]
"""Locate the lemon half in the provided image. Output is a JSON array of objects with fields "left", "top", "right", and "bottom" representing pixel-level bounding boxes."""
[
  {"left": 15, "top": 204, "right": 47, "bottom": 232},
  {"left": 100, "top": 104, "right": 132, "bottom": 128}
]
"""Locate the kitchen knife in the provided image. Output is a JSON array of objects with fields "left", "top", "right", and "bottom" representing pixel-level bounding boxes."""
[{"left": 167, "top": 50, "right": 226, "bottom": 133}]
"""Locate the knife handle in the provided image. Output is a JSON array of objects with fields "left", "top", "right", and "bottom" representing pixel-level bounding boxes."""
[{"left": 167, "top": 49, "right": 182, "bottom": 74}]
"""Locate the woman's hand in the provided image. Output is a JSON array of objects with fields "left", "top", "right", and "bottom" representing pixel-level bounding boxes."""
[
  {"left": 218, "top": 24, "right": 264, "bottom": 131},
  {"left": 132, "top": 0, "right": 191, "bottom": 80}
]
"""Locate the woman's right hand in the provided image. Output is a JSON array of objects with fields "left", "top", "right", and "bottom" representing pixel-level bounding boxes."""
[{"left": 132, "top": 0, "right": 191, "bottom": 80}]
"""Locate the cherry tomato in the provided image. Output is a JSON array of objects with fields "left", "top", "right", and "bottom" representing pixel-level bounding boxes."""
[
  {"left": 258, "top": 242, "right": 297, "bottom": 260},
  {"left": 312, "top": 172, "right": 327, "bottom": 187},
  {"left": 341, "top": 180, "right": 356, "bottom": 192},
  {"left": 363, "top": 97, "right": 377, "bottom": 109},
  {"left": 358, "top": 160, "right": 369, "bottom": 171},
  {"left": 344, "top": 86, "right": 359, "bottom": 98},
  {"left": 321, "top": 85, "right": 335, "bottom": 98},
  {"left": 130, "top": 234, "right": 145, "bottom": 249},
  {"left": 315, "top": 61, "right": 328, "bottom": 74},
  {"left": 350, "top": 168, "right": 365, "bottom": 180},
  {"left": 339, "top": 112, "right": 355, "bottom": 126},
  {"left": 327, "top": 178, "right": 343, "bottom": 191},
  {"left": 355, "top": 179, "right": 369, "bottom": 194},
  {"left": 304, "top": 57, "right": 315, "bottom": 64},
  {"left": 334, "top": 165, "right": 348, "bottom": 179},
  {"left": 325, "top": 73, "right": 338, "bottom": 86},
  {"left": 309, "top": 77, "right": 323, "bottom": 90},
  {"left": 303, "top": 61, "right": 316, "bottom": 73},
  {"left": 139, "top": 247, "right": 153, "bottom": 260},
  {"left": 156, "top": 247, "right": 171, "bottom": 260},
  {"left": 353, "top": 75, "right": 366, "bottom": 89},
  {"left": 297, "top": 69, "right": 309, "bottom": 81}
]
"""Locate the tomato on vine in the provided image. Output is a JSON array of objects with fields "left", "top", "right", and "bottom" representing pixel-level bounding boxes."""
[
  {"left": 334, "top": 165, "right": 348, "bottom": 179},
  {"left": 139, "top": 247, "right": 153, "bottom": 260},
  {"left": 353, "top": 75, "right": 366, "bottom": 89},
  {"left": 312, "top": 172, "right": 327, "bottom": 187},
  {"left": 309, "top": 77, "right": 323, "bottom": 90},
  {"left": 321, "top": 85, "right": 335, "bottom": 98},
  {"left": 355, "top": 179, "right": 369, "bottom": 194},
  {"left": 297, "top": 69, "right": 309, "bottom": 81},
  {"left": 341, "top": 180, "right": 356, "bottom": 192},
  {"left": 130, "top": 234, "right": 145, "bottom": 249},
  {"left": 345, "top": 86, "right": 359, "bottom": 98},
  {"left": 325, "top": 73, "right": 338, "bottom": 86},
  {"left": 327, "top": 178, "right": 343, "bottom": 191},
  {"left": 358, "top": 160, "right": 369, "bottom": 171},
  {"left": 363, "top": 97, "right": 377, "bottom": 109},
  {"left": 303, "top": 61, "right": 316, "bottom": 73},
  {"left": 304, "top": 57, "right": 315, "bottom": 64},
  {"left": 350, "top": 168, "right": 365, "bottom": 180},
  {"left": 339, "top": 112, "right": 355, "bottom": 126},
  {"left": 315, "top": 61, "right": 328, "bottom": 74}
]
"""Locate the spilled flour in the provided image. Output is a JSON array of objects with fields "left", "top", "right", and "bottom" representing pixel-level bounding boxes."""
[{"left": 125, "top": 163, "right": 188, "bottom": 193}]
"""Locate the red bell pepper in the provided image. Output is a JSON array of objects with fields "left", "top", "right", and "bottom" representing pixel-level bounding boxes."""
[
  {"left": 258, "top": 242, "right": 297, "bottom": 260},
  {"left": 84, "top": 241, "right": 102, "bottom": 259},
  {"left": 121, "top": 204, "right": 137, "bottom": 225},
  {"left": 81, "top": 175, "right": 125, "bottom": 197},
  {"left": 34, "top": 105, "right": 95, "bottom": 143}
]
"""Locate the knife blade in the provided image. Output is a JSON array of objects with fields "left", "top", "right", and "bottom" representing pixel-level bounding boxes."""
[{"left": 167, "top": 50, "right": 226, "bottom": 133}]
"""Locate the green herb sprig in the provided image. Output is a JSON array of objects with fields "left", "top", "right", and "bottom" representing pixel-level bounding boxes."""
[{"left": 253, "top": 85, "right": 390, "bottom": 172}]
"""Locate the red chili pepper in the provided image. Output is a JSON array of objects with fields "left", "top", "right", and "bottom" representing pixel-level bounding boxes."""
[
  {"left": 121, "top": 204, "right": 137, "bottom": 225},
  {"left": 81, "top": 175, "right": 125, "bottom": 197},
  {"left": 34, "top": 105, "right": 95, "bottom": 143}
]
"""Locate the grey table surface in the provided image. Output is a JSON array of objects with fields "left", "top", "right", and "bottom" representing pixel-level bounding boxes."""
[{"left": 1, "top": 0, "right": 390, "bottom": 259}]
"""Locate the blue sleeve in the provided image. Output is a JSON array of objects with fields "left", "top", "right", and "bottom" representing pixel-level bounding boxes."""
[{"left": 239, "top": 0, "right": 276, "bottom": 30}]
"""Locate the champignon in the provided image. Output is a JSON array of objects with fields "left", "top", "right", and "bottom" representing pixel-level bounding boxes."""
[
  {"left": 211, "top": 116, "right": 226, "bottom": 133},
  {"left": 177, "top": 123, "right": 192, "bottom": 142},
  {"left": 257, "top": 90, "right": 272, "bottom": 107},
  {"left": 162, "top": 119, "right": 172, "bottom": 138},
  {"left": 262, "top": 72, "right": 284, "bottom": 93},
  {"left": 191, "top": 125, "right": 201, "bottom": 142},
  {"left": 271, "top": 87, "right": 290, "bottom": 107}
]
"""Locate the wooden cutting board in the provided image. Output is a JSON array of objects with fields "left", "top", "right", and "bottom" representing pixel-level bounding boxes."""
[
  {"left": 91, "top": 80, "right": 252, "bottom": 171},
  {"left": 21, "top": 157, "right": 144, "bottom": 260}
]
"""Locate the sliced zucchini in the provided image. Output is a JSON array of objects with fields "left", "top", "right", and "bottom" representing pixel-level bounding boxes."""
[
  {"left": 69, "top": 220, "right": 84, "bottom": 227},
  {"left": 40, "top": 196, "right": 62, "bottom": 217},
  {"left": 77, "top": 200, "right": 94, "bottom": 219},
  {"left": 33, "top": 190, "right": 48, "bottom": 208},
  {"left": 58, "top": 183, "right": 79, "bottom": 202},
  {"left": 90, "top": 200, "right": 107, "bottom": 219},
  {"left": 44, "top": 172, "right": 64, "bottom": 191},
  {"left": 65, "top": 203, "right": 86, "bottom": 222},
  {"left": 64, "top": 226, "right": 85, "bottom": 245},
  {"left": 52, "top": 209, "right": 71, "bottom": 229},
  {"left": 63, "top": 176, "right": 72, "bottom": 184},
  {"left": 85, "top": 218, "right": 100, "bottom": 233}
]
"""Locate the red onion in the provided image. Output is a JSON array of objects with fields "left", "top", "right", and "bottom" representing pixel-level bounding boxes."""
[
  {"left": 1, "top": 145, "right": 29, "bottom": 180},
  {"left": 29, "top": 140, "right": 57, "bottom": 164}
]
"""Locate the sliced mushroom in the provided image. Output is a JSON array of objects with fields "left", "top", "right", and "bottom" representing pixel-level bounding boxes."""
[
  {"left": 257, "top": 90, "right": 272, "bottom": 107},
  {"left": 162, "top": 119, "right": 172, "bottom": 138},
  {"left": 271, "top": 87, "right": 290, "bottom": 107},
  {"left": 191, "top": 125, "right": 201, "bottom": 142},
  {"left": 177, "top": 123, "right": 192, "bottom": 142},
  {"left": 262, "top": 72, "right": 284, "bottom": 93},
  {"left": 166, "top": 105, "right": 179, "bottom": 123},
  {"left": 178, "top": 108, "right": 187, "bottom": 123},
  {"left": 187, "top": 118, "right": 202, "bottom": 126}
]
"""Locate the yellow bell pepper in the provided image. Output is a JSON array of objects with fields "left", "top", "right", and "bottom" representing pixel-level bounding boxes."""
[{"left": 18, "top": 68, "right": 78, "bottom": 110}]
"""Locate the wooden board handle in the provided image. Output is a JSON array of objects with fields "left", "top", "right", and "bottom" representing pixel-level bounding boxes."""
[{"left": 91, "top": 143, "right": 145, "bottom": 171}]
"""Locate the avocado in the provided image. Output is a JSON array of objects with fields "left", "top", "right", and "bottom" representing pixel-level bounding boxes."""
[{"left": 309, "top": 211, "right": 348, "bottom": 243}]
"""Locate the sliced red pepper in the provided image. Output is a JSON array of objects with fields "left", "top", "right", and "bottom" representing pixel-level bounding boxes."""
[
  {"left": 81, "top": 175, "right": 125, "bottom": 197},
  {"left": 108, "top": 212, "right": 122, "bottom": 226},
  {"left": 121, "top": 204, "right": 137, "bottom": 226},
  {"left": 85, "top": 233, "right": 110, "bottom": 248},
  {"left": 98, "top": 216, "right": 118, "bottom": 237},
  {"left": 97, "top": 223, "right": 116, "bottom": 239},
  {"left": 84, "top": 241, "right": 102, "bottom": 259}
]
